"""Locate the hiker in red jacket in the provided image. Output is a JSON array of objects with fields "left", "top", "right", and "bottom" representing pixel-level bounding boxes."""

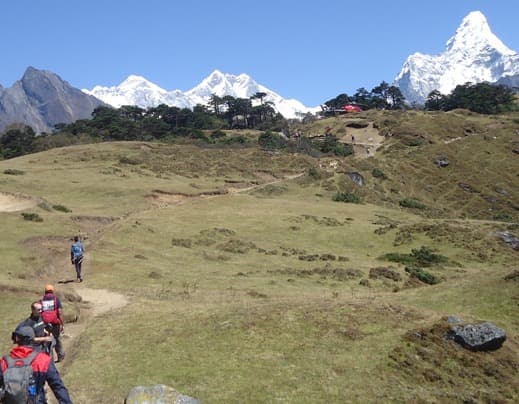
[
  {"left": 0, "top": 326, "right": 72, "bottom": 403},
  {"left": 40, "top": 284, "right": 65, "bottom": 362}
]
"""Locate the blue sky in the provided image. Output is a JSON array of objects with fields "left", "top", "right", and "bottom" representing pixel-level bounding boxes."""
[{"left": 1, "top": 0, "right": 518, "bottom": 106}]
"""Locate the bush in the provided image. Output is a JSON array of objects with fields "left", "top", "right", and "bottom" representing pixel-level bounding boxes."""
[
  {"left": 307, "top": 167, "right": 322, "bottom": 180},
  {"left": 3, "top": 169, "right": 25, "bottom": 175},
  {"left": 171, "top": 238, "right": 192, "bottom": 248},
  {"left": 333, "top": 142, "right": 354, "bottom": 157},
  {"left": 410, "top": 246, "right": 448, "bottom": 267},
  {"left": 399, "top": 198, "right": 426, "bottom": 210},
  {"left": 372, "top": 168, "right": 387, "bottom": 179},
  {"left": 21, "top": 212, "right": 43, "bottom": 222},
  {"left": 258, "top": 130, "right": 287, "bottom": 150},
  {"left": 119, "top": 156, "right": 140, "bottom": 165},
  {"left": 211, "top": 130, "right": 226, "bottom": 139},
  {"left": 53, "top": 204, "right": 71, "bottom": 213},
  {"left": 381, "top": 252, "right": 416, "bottom": 266},
  {"left": 333, "top": 192, "right": 361, "bottom": 204},
  {"left": 405, "top": 266, "right": 440, "bottom": 285},
  {"left": 381, "top": 246, "right": 448, "bottom": 267}
]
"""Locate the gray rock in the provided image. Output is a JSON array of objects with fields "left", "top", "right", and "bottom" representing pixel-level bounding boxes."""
[
  {"left": 434, "top": 156, "right": 450, "bottom": 167},
  {"left": 447, "top": 322, "right": 506, "bottom": 351},
  {"left": 447, "top": 315, "right": 462, "bottom": 324},
  {"left": 347, "top": 172, "right": 365, "bottom": 187},
  {"left": 497, "top": 231, "right": 519, "bottom": 250},
  {"left": 125, "top": 385, "right": 201, "bottom": 404}
]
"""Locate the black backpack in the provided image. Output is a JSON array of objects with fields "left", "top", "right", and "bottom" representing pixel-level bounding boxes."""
[{"left": 1, "top": 350, "right": 39, "bottom": 403}]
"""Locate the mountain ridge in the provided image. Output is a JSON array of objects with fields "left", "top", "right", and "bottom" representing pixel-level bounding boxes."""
[
  {"left": 83, "top": 69, "right": 320, "bottom": 119},
  {"left": 394, "top": 10, "right": 519, "bottom": 104},
  {"left": 0, "top": 67, "right": 106, "bottom": 133}
]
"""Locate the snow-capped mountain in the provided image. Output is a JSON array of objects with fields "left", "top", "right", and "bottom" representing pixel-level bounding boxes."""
[
  {"left": 83, "top": 70, "right": 318, "bottom": 119},
  {"left": 394, "top": 11, "right": 519, "bottom": 104}
]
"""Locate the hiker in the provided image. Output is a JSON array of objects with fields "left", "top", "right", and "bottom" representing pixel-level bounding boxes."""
[
  {"left": 40, "top": 285, "right": 65, "bottom": 362},
  {"left": 0, "top": 326, "right": 72, "bottom": 404},
  {"left": 351, "top": 135, "right": 355, "bottom": 144},
  {"left": 16, "top": 302, "right": 54, "bottom": 355},
  {"left": 70, "top": 236, "right": 85, "bottom": 282}
]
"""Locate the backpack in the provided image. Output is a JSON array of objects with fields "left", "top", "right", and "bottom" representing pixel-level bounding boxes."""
[
  {"left": 40, "top": 297, "right": 60, "bottom": 325},
  {"left": 1, "top": 350, "right": 39, "bottom": 404},
  {"left": 71, "top": 243, "right": 83, "bottom": 258}
]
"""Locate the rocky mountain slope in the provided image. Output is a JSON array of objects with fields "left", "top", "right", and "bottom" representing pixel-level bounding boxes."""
[{"left": 0, "top": 67, "right": 106, "bottom": 134}]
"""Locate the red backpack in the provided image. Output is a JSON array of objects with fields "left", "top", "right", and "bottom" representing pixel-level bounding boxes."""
[{"left": 40, "top": 296, "right": 61, "bottom": 325}]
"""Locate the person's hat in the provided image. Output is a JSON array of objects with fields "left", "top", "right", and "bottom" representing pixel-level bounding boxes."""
[
  {"left": 45, "top": 284, "right": 54, "bottom": 292},
  {"left": 13, "top": 326, "right": 35, "bottom": 344}
]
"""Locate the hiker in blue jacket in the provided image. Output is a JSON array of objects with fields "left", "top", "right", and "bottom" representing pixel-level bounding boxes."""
[{"left": 70, "top": 236, "right": 85, "bottom": 282}]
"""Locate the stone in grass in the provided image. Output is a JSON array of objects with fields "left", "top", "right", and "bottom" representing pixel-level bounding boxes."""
[
  {"left": 447, "top": 322, "right": 506, "bottom": 351},
  {"left": 125, "top": 385, "right": 201, "bottom": 404}
]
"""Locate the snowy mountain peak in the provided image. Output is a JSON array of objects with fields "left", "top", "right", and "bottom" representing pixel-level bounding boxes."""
[
  {"left": 84, "top": 70, "right": 318, "bottom": 118},
  {"left": 445, "top": 11, "right": 513, "bottom": 55},
  {"left": 394, "top": 10, "right": 519, "bottom": 104},
  {"left": 120, "top": 75, "right": 167, "bottom": 92}
]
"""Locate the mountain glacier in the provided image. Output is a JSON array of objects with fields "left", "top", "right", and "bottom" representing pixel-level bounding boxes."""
[
  {"left": 83, "top": 70, "right": 319, "bottom": 119},
  {"left": 394, "top": 11, "right": 519, "bottom": 104}
]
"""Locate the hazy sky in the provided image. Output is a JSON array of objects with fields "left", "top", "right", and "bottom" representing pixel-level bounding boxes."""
[{"left": 1, "top": 0, "right": 518, "bottom": 106}]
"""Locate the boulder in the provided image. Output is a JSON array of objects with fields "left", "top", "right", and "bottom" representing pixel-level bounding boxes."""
[
  {"left": 434, "top": 156, "right": 450, "bottom": 167},
  {"left": 125, "top": 385, "right": 201, "bottom": 404},
  {"left": 447, "top": 322, "right": 506, "bottom": 351},
  {"left": 497, "top": 231, "right": 519, "bottom": 250},
  {"left": 347, "top": 172, "right": 365, "bottom": 187}
]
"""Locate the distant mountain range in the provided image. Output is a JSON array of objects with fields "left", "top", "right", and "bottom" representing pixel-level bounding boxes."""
[
  {"left": 83, "top": 70, "right": 320, "bottom": 119},
  {"left": 0, "top": 67, "right": 106, "bottom": 134},
  {"left": 394, "top": 11, "right": 519, "bottom": 104},
  {"left": 1, "top": 10, "right": 518, "bottom": 134}
]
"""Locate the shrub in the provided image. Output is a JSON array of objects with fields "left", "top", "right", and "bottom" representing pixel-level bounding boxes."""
[
  {"left": 405, "top": 138, "right": 425, "bottom": 147},
  {"left": 372, "top": 168, "right": 387, "bottom": 179},
  {"left": 211, "top": 130, "right": 226, "bottom": 139},
  {"left": 333, "top": 143, "right": 354, "bottom": 157},
  {"left": 171, "top": 238, "right": 192, "bottom": 248},
  {"left": 119, "top": 156, "right": 140, "bottom": 165},
  {"left": 333, "top": 192, "right": 361, "bottom": 204},
  {"left": 493, "top": 212, "right": 514, "bottom": 222},
  {"left": 21, "top": 212, "right": 43, "bottom": 222},
  {"left": 399, "top": 198, "right": 426, "bottom": 210},
  {"left": 53, "top": 204, "right": 71, "bottom": 213},
  {"left": 381, "top": 246, "right": 448, "bottom": 267},
  {"left": 381, "top": 252, "right": 416, "bottom": 266},
  {"left": 258, "top": 130, "right": 287, "bottom": 150},
  {"left": 287, "top": 137, "right": 321, "bottom": 157},
  {"left": 410, "top": 246, "right": 448, "bottom": 267},
  {"left": 3, "top": 169, "right": 25, "bottom": 175},
  {"left": 369, "top": 267, "right": 401, "bottom": 281},
  {"left": 307, "top": 167, "right": 322, "bottom": 180},
  {"left": 405, "top": 266, "right": 440, "bottom": 285}
]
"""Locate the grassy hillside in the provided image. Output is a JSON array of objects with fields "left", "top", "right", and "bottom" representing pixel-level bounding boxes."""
[{"left": 0, "top": 110, "right": 518, "bottom": 403}]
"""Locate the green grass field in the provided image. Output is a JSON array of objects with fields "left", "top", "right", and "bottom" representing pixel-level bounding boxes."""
[{"left": 1, "top": 110, "right": 518, "bottom": 403}]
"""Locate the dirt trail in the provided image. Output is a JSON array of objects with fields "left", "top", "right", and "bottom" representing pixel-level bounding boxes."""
[
  {"left": 60, "top": 285, "right": 128, "bottom": 361},
  {"left": 0, "top": 192, "right": 38, "bottom": 212},
  {"left": 47, "top": 286, "right": 128, "bottom": 403}
]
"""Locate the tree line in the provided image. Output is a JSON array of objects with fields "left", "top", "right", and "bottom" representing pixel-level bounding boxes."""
[
  {"left": 322, "top": 81, "right": 406, "bottom": 112},
  {"left": 424, "top": 82, "right": 517, "bottom": 114},
  {"left": 1, "top": 81, "right": 517, "bottom": 160}
]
